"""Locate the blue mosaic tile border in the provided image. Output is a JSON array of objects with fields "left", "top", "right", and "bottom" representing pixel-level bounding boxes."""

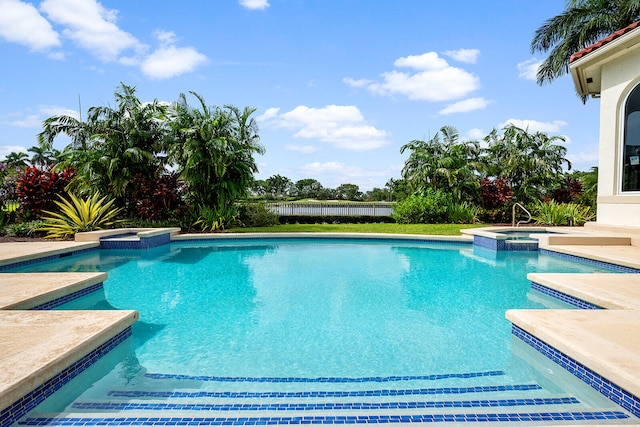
[
  {"left": 539, "top": 249, "right": 640, "bottom": 273},
  {"left": 0, "top": 327, "right": 132, "bottom": 427},
  {"left": 512, "top": 324, "right": 640, "bottom": 417},
  {"left": 108, "top": 384, "right": 543, "bottom": 399},
  {"left": 71, "top": 397, "right": 581, "bottom": 412},
  {"left": 177, "top": 236, "right": 473, "bottom": 246},
  {"left": 31, "top": 283, "right": 104, "bottom": 310},
  {"left": 529, "top": 282, "right": 602, "bottom": 310},
  {"left": 17, "top": 411, "right": 630, "bottom": 425},
  {"left": 144, "top": 370, "right": 504, "bottom": 383},
  {"left": 101, "top": 233, "right": 171, "bottom": 250},
  {"left": 473, "top": 236, "right": 538, "bottom": 251},
  {"left": 473, "top": 235, "right": 501, "bottom": 251},
  {"left": 0, "top": 247, "right": 97, "bottom": 272}
]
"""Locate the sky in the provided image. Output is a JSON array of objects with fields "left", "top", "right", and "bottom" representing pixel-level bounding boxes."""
[{"left": 0, "top": 0, "right": 602, "bottom": 191}]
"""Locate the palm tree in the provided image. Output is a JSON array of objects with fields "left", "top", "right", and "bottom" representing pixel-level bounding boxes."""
[
  {"left": 39, "top": 83, "right": 168, "bottom": 209},
  {"left": 167, "top": 92, "right": 265, "bottom": 212},
  {"left": 400, "top": 126, "right": 481, "bottom": 201},
  {"left": 3, "top": 151, "right": 29, "bottom": 170},
  {"left": 27, "top": 142, "right": 59, "bottom": 167},
  {"left": 483, "top": 124, "right": 570, "bottom": 204},
  {"left": 531, "top": 0, "right": 640, "bottom": 87}
]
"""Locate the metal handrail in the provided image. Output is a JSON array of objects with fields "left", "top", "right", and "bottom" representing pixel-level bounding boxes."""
[{"left": 512, "top": 202, "right": 532, "bottom": 227}]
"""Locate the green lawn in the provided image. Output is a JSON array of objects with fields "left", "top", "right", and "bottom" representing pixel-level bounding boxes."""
[{"left": 226, "top": 223, "right": 486, "bottom": 235}]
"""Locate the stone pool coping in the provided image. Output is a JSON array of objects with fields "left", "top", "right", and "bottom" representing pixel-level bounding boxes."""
[
  {"left": 0, "top": 272, "right": 107, "bottom": 310},
  {"left": 0, "top": 310, "right": 138, "bottom": 421}
]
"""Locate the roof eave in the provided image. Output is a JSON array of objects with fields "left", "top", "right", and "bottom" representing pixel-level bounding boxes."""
[{"left": 570, "top": 25, "right": 640, "bottom": 96}]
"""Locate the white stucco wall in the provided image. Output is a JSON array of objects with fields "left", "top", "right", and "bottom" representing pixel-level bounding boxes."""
[{"left": 596, "top": 51, "right": 640, "bottom": 227}]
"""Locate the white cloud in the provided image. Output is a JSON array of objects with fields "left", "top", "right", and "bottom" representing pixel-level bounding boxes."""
[
  {"left": 500, "top": 118, "right": 567, "bottom": 133},
  {"left": 260, "top": 105, "right": 390, "bottom": 151},
  {"left": 141, "top": 31, "right": 207, "bottom": 80},
  {"left": 438, "top": 97, "right": 490, "bottom": 115},
  {"left": 239, "top": 0, "right": 270, "bottom": 10},
  {"left": 346, "top": 51, "right": 480, "bottom": 102},
  {"left": 517, "top": 58, "right": 542, "bottom": 81},
  {"left": 1, "top": 0, "right": 206, "bottom": 79},
  {"left": 0, "top": 0, "right": 60, "bottom": 51},
  {"left": 0, "top": 105, "right": 80, "bottom": 129},
  {"left": 40, "top": 0, "right": 145, "bottom": 62},
  {"left": 285, "top": 144, "right": 318, "bottom": 154},
  {"left": 444, "top": 48, "right": 480, "bottom": 64},
  {"left": 463, "top": 128, "right": 486, "bottom": 141},
  {"left": 0, "top": 145, "right": 28, "bottom": 161},
  {"left": 342, "top": 77, "right": 372, "bottom": 88},
  {"left": 567, "top": 151, "right": 599, "bottom": 164},
  {"left": 257, "top": 107, "right": 280, "bottom": 122}
]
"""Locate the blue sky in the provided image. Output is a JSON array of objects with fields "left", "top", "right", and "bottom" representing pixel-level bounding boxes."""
[{"left": 0, "top": 0, "right": 601, "bottom": 191}]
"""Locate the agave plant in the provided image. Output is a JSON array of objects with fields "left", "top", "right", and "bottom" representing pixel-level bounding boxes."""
[{"left": 40, "top": 193, "right": 123, "bottom": 238}]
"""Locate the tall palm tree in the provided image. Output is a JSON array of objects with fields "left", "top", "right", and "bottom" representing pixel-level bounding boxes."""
[
  {"left": 531, "top": 0, "right": 640, "bottom": 87},
  {"left": 38, "top": 83, "right": 168, "bottom": 209},
  {"left": 27, "top": 142, "right": 59, "bottom": 167},
  {"left": 400, "top": 126, "right": 481, "bottom": 201},
  {"left": 483, "top": 124, "right": 570, "bottom": 204},
  {"left": 167, "top": 92, "right": 264, "bottom": 211},
  {"left": 3, "top": 151, "right": 29, "bottom": 170}
]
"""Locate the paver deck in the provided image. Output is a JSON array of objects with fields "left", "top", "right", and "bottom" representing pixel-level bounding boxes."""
[
  {"left": 506, "top": 309, "right": 640, "bottom": 401},
  {"left": 527, "top": 272, "right": 640, "bottom": 310},
  {"left": 0, "top": 242, "right": 98, "bottom": 269},
  {"left": 0, "top": 272, "right": 107, "bottom": 310},
  {"left": 0, "top": 310, "right": 138, "bottom": 412}
]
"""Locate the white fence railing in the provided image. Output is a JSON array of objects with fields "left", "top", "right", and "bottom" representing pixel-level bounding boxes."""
[{"left": 267, "top": 203, "right": 394, "bottom": 217}]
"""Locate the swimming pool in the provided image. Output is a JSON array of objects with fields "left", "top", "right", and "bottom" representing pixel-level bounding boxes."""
[{"left": 7, "top": 238, "right": 639, "bottom": 425}]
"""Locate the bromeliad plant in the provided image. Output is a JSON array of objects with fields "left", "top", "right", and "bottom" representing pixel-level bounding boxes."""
[{"left": 40, "top": 193, "right": 123, "bottom": 238}]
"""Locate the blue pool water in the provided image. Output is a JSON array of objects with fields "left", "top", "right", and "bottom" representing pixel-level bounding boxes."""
[{"left": 7, "top": 238, "right": 637, "bottom": 425}]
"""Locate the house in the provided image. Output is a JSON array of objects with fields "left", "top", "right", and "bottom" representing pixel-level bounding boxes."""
[{"left": 570, "top": 21, "right": 640, "bottom": 228}]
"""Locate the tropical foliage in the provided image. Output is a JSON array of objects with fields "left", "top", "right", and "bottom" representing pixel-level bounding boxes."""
[
  {"left": 40, "top": 193, "right": 123, "bottom": 238},
  {"left": 400, "top": 126, "right": 481, "bottom": 201},
  {"left": 483, "top": 124, "right": 570, "bottom": 204},
  {"left": 167, "top": 92, "right": 264, "bottom": 218},
  {"left": 40, "top": 83, "right": 168, "bottom": 212},
  {"left": 533, "top": 200, "right": 595, "bottom": 226}
]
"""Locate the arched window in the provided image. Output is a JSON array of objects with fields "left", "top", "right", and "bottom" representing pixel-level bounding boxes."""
[{"left": 623, "top": 83, "right": 640, "bottom": 192}]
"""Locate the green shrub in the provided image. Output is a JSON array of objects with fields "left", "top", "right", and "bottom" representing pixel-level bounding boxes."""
[
  {"left": 533, "top": 200, "right": 595, "bottom": 226},
  {"left": 237, "top": 203, "right": 279, "bottom": 227},
  {"left": 3, "top": 220, "right": 47, "bottom": 237},
  {"left": 447, "top": 201, "right": 480, "bottom": 224},
  {"left": 391, "top": 190, "right": 452, "bottom": 224},
  {"left": 194, "top": 204, "right": 238, "bottom": 232}
]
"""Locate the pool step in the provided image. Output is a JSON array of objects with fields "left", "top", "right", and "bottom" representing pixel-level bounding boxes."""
[
  {"left": 15, "top": 371, "right": 639, "bottom": 425},
  {"left": 17, "top": 388, "right": 636, "bottom": 425}
]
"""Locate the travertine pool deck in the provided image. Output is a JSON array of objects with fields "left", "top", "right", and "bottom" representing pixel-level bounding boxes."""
[
  {"left": 0, "top": 241, "right": 99, "bottom": 269},
  {"left": 506, "top": 309, "right": 640, "bottom": 401},
  {"left": 0, "top": 310, "right": 138, "bottom": 415},
  {"left": 528, "top": 272, "right": 640, "bottom": 310},
  {"left": 0, "top": 272, "right": 107, "bottom": 310}
]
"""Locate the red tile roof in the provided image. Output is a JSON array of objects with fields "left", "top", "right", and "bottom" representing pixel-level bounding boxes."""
[{"left": 570, "top": 20, "right": 640, "bottom": 63}]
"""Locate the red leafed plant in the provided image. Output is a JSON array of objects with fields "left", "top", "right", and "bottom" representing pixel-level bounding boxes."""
[
  {"left": 551, "top": 177, "right": 584, "bottom": 203},
  {"left": 480, "top": 177, "right": 513, "bottom": 209},
  {"left": 129, "top": 172, "right": 185, "bottom": 220},
  {"left": 15, "top": 166, "right": 75, "bottom": 218}
]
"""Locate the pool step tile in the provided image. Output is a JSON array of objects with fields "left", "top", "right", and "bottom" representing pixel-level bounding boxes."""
[{"left": 16, "top": 410, "right": 633, "bottom": 425}]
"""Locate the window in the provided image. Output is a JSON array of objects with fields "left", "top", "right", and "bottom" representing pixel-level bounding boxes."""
[{"left": 623, "top": 83, "right": 640, "bottom": 192}]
